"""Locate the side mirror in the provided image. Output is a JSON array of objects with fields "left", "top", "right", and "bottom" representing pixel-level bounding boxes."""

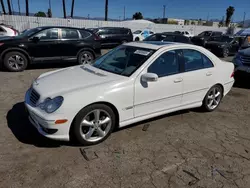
[
  {"left": 31, "top": 36, "right": 40, "bottom": 42},
  {"left": 141, "top": 73, "right": 158, "bottom": 82}
]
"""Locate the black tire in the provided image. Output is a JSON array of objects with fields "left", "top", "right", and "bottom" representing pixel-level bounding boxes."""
[
  {"left": 222, "top": 48, "right": 229, "bottom": 58},
  {"left": 3, "top": 51, "right": 28, "bottom": 72},
  {"left": 77, "top": 50, "right": 94, "bottom": 65},
  {"left": 121, "top": 40, "right": 127, "bottom": 44},
  {"left": 135, "top": 37, "right": 140, "bottom": 41},
  {"left": 202, "top": 85, "right": 223, "bottom": 112},
  {"left": 72, "top": 104, "right": 116, "bottom": 145}
]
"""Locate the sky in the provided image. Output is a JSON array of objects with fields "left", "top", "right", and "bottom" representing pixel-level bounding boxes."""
[{"left": 3, "top": 0, "right": 250, "bottom": 21}]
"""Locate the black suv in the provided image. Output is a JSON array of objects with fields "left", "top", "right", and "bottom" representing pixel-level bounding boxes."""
[
  {"left": 144, "top": 33, "right": 192, "bottom": 44},
  {"left": 0, "top": 26, "right": 101, "bottom": 72},
  {"left": 92, "top": 27, "right": 133, "bottom": 48},
  {"left": 205, "top": 35, "right": 241, "bottom": 57},
  {"left": 191, "top": 31, "right": 223, "bottom": 46}
]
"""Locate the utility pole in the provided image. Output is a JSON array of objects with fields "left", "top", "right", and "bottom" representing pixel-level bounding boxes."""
[
  {"left": 207, "top": 12, "right": 209, "bottom": 22},
  {"left": 7, "top": 0, "right": 12, "bottom": 15},
  {"left": 163, "top": 5, "right": 166, "bottom": 19},
  {"left": 123, "top": 6, "right": 125, "bottom": 20},
  {"left": 0, "top": 0, "right": 6, "bottom": 14},
  {"left": 62, "top": 0, "right": 66, "bottom": 18},
  {"left": 71, "top": 0, "right": 75, "bottom": 18},
  {"left": 18, "top": 0, "right": 21, "bottom": 15},
  {"left": 243, "top": 12, "right": 246, "bottom": 28},
  {"left": 25, "top": 0, "right": 29, "bottom": 16},
  {"left": 87, "top": 14, "right": 90, "bottom": 19},
  {"left": 49, "top": 0, "right": 51, "bottom": 9},
  {"left": 105, "top": 0, "right": 108, "bottom": 21}
]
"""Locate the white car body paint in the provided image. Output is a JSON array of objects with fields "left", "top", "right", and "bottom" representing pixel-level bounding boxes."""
[
  {"left": 25, "top": 42, "right": 234, "bottom": 141},
  {"left": 182, "top": 31, "right": 194, "bottom": 38},
  {"left": 133, "top": 30, "right": 154, "bottom": 41}
]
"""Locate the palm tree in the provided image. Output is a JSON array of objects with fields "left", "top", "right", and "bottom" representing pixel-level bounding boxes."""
[
  {"left": 7, "top": 0, "right": 12, "bottom": 15},
  {"left": 105, "top": 0, "right": 108, "bottom": 21},
  {"left": 62, "top": 0, "right": 66, "bottom": 18},
  {"left": 71, "top": 0, "right": 75, "bottom": 18},
  {"left": 25, "top": 0, "right": 29, "bottom": 16},
  {"left": 0, "top": 0, "right": 6, "bottom": 14},
  {"left": 225, "top": 6, "right": 235, "bottom": 27}
]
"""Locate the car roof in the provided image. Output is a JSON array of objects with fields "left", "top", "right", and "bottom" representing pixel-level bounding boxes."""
[
  {"left": 124, "top": 41, "right": 193, "bottom": 50},
  {"left": 96, "top": 27, "right": 130, "bottom": 30},
  {"left": 34, "top": 26, "right": 86, "bottom": 30}
]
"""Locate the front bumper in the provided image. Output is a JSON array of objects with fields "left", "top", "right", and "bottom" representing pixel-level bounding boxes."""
[{"left": 25, "top": 89, "right": 70, "bottom": 141}]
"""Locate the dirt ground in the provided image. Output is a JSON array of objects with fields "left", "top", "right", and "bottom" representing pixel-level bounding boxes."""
[{"left": 1, "top": 56, "right": 250, "bottom": 188}]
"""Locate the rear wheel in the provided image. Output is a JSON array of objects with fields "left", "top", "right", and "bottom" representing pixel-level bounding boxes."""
[
  {"left": 222, "top": 48, "right": 229, "bottom": 58},
  {"left": 77, "top": 51, "right": 94, "bottom": 65},
  {"left": 3, "top": 51, "right": 28, "bottom": 72},
  {"left": 72, "top": 104, "right": 116, "bottom": 145},
  {"left": 135, "top": 37, "right": 140, "bottom": 41},
  {"left": 202, "top": 85, "right": 223, "bottom": 112}
]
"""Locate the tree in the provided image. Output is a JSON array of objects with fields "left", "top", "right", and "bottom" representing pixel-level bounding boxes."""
[
  {"left": 105, "top": 0, "right": 108, "bottom": 21},
  {"left": 198, "top": 18, "right": 202, "bottom": 25},
  {"left": 225, "top": 6, "right": 235, "bottom": 27},
  {"left": 34, "top": 11, "right": 46, "bottom": 17},
  {"left": 191, "top": 21, "right": 195, "bottom": 25},
  {"left": 25, "top": 0, "right": 29, "bottom": 16},
  {"left": 133, "top": 12, "right": 143, "bottom": 20},
  {"left": 218, "top": 16, "right": 224, "bottom": 27},
  {"left": 184, "top": 20, "right": 190, "bottom": 25},
  {"left": 47, "top": 8, "right": 52, "bottom": 18}
]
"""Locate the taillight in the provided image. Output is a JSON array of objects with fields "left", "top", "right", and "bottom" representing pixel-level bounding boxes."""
[
  {"left": 10, "top": 28, "right": 17, "bottom": 35},
  {"left": 0, "top": 43, "right": 4, "bottom": 46},
  {"left": 231, "top": 71, "right": 234, "bottom": 78},
  {"left": 94, "top": 34, "right": 101, "bottom": 40}
]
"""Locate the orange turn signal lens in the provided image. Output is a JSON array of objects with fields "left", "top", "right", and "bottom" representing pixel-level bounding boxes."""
[{"left": 55, "top": 119, "right": 68, "bottom": 124}]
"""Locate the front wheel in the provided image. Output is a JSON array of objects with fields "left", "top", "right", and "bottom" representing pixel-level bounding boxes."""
[
  {"left": 72, "top": 104, "right": 116, "bottom": 145},
  {"left": 3, "top": 51, "right": 28, "bottom": 72},
  {"left": 222, "top": 48, "right": 229, "bottom": 58},
  {"left": 77, "top": 51, "right": 94, "bottom": 65},
  {"left": 135, "top": 37, "right": 140, "bottom": 41},
  {"left": 202, "top": 85, "right": 223, "bottom": 112}
]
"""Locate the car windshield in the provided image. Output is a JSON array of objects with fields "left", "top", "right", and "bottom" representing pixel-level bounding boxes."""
[
  {"left": 92, "top": 45, "right": 155, "bottom": 77},
  {"left": 18, "top": 27, "right": 44, "bottom": 37},
  {"left": 198, "top": 31, "right": 212, "bottom": 37},
  {"left": 133, "top": 30, "right": 142, "bottom": 34}
]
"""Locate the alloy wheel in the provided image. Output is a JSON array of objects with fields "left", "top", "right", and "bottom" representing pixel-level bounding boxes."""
[
  {"left": 80, "top": 109, "right": 112, "bottom": 142},
  {"left": 206, "top": 87, "right": 222, "bottom": 110},
  {"left": 80, "top": 53, "right": 93, "bottom": 64},
  {"left": 8, "top": 55, "right": 25, "bottom": 70}
]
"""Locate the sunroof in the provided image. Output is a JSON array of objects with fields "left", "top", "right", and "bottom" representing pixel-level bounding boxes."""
[{"left": 142, "top": 41, "right": 175, "bottom": 46}]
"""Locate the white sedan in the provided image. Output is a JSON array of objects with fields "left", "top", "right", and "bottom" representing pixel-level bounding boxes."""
[{"left": 25, "top": 42, "right": 234, "bottom": 145}]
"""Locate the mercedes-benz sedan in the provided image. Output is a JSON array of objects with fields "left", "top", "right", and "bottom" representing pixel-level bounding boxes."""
[{"left": 25, "top": 41, "right": 235, "bottom": 145}]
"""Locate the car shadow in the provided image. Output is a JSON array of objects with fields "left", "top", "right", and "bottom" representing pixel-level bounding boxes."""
[
  {"left": 233, "top": 71, "right": 250, "bottom": 89},
  {"left": 28, "top": 62, "right": 76, "bottom": 70},
  {"left": 7, "top": 102, "right": 80, "bottom": 148}
]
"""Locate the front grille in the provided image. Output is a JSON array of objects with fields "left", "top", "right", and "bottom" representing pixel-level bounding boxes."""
[{"left": 30, "top": 89, "right": 40, "bottom": 106}]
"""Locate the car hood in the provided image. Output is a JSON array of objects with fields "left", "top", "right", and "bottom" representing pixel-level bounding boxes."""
[
  {"left": 239, "top": 47, "right": 250, "bottom": 56},
  {"left": 33, "top": 64, "right": 123, "bottom": 97}
]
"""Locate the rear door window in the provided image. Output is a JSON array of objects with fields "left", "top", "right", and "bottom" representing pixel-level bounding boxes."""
[
  {"left": 162, "top": 35, "right": 174, "bottom": 42},
  {"left": 79, "top": 30, "right": 92, "bottom": 39},
  {"left": 61, "top": 29, "right": 79, "bottom": 39},
  {"left": 183, "top": 49, "right": 204, "bottom": 72}
]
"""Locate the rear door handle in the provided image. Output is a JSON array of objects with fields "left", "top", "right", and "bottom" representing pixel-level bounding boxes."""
[
  {"left": 174, "top": 78, "right": 183, "bottom": 83},
  {"left": 206, "top": 72, "right": 212, "bottom": 76}
]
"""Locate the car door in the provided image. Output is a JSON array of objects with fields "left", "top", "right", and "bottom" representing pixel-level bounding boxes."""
[
  {"left": 28, "top": 28, "right": 61, "bottom": 61},
  {"left": 181, "top": 49, "right": 214, "bottom": 106},
  {"left": 59, "top": 28, "right": 81, "bottom": 60},
  {"left": 134, "top": 50, "right": 183, "bottom": 117}
]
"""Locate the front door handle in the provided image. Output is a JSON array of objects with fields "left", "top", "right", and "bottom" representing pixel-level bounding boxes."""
[
  {"left": 206, "top": 72, "right": 212, "bottom": 76},
  {"left": 174, "top": 78, "right": 183, "bottom": 83}
]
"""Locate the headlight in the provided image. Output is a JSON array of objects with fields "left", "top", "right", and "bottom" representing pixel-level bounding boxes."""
[{"left": 39, "top": 96, "right": 64, "bottom": 113}]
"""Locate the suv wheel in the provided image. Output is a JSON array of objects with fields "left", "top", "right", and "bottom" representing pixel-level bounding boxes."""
[
  {"left": 78, "top": 51, "right": 94, "bottom": 65},
  {"left": 222, "top": 48, "right": 229, "bottom": 58},
  {"left": 72, "top": 104, "right": 116, "bottom": 145},
  {"left": 135, "top": 37, "right": 140, "bottom": 41},
  {"left": 3, "top": 51, "right": 28, "bottom": 72}
]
